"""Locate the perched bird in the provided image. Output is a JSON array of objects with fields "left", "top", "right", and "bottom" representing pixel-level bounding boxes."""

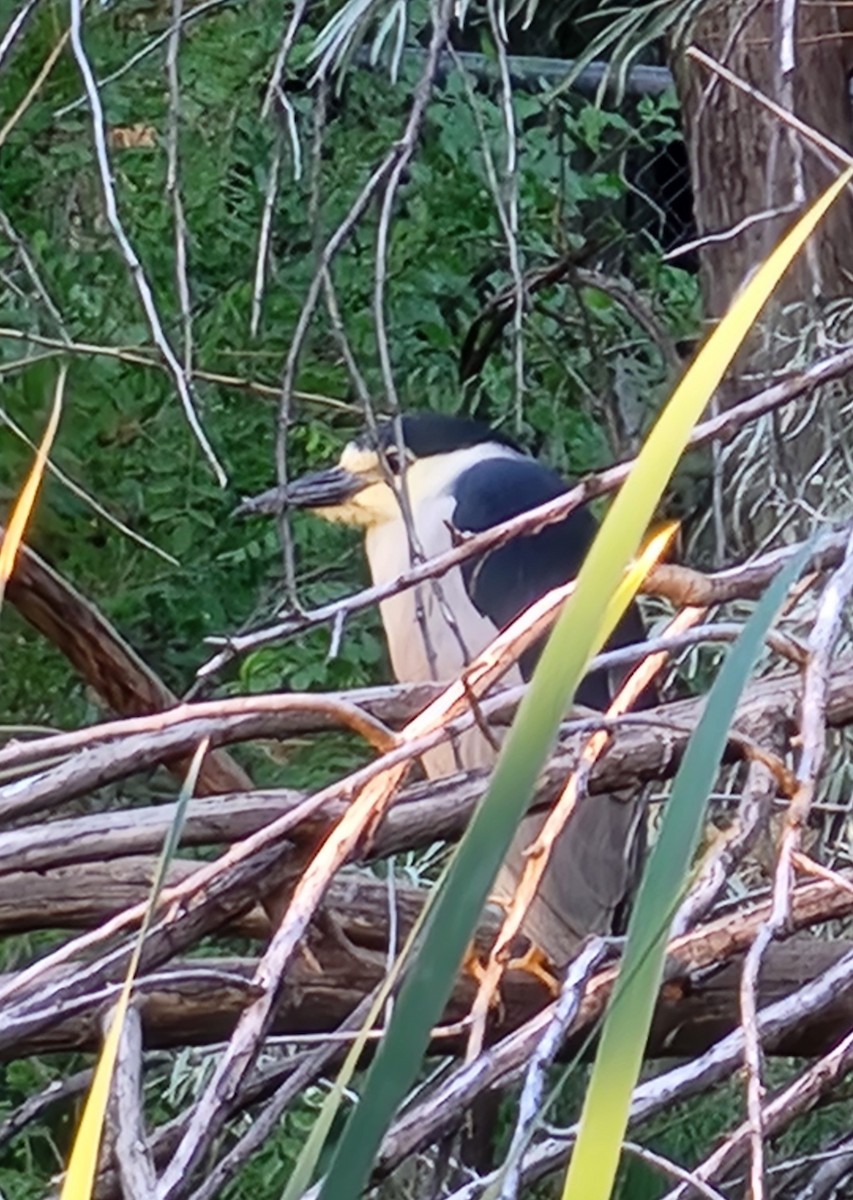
[{"left": 241, "top": 412, "right": 652, "bottom": 974}]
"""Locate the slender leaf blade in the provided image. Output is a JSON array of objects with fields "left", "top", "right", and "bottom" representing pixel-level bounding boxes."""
[
  {"left": 0, "top": 364, "right": 66, "bottom": 609},
  {"left": 561, "top": 543, "right": 812, "bottom": 1200},
  {"left": 316, "top": 535, "right": 672, "bottom": 1200},
  {"left": 315, "top": 166, "right": 852, "bottom": 1200},
  {"left": 60, "top": 740, "right": 207, "bottom": 1199}
]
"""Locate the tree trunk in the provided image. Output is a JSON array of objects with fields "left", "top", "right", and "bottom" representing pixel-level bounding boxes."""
[{"left": 671, "top": 0, "right": 853, "bottom": 557}]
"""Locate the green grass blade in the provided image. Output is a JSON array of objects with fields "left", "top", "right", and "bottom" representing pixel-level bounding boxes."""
[
  {"left": 280, "top": 857, "right": 451, "bottom": 1200},
  {"left": 60, "top": 739, "right": 206, "bottom": 1199},
  {"left": 314, "top": 167, "right": 852, "bottom": 1200},
  {"left": 561, "top": 544, "right": 811, "bottom": 1200},
  {"left": 315, "top": 552, "right": 652, "bottom": 1200}
]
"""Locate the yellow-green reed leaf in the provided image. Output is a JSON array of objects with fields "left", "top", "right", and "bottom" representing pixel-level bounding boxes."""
[
  {"left": 60, "top": 978, "right": 135, "bottom": 1199},
  {"left": 599, "top": 522, "right": 678, "bottom": 647},
  {"left": 0, "top": 364, "right": 66, "bottom": 608},
  {"left": 316, "top": 534, "right": 663, "bottom": 1200},
  {"left": 562, "top": 543, "right": 811, "bottom": 1200},
  {"left": 281, "top": 855, "right": 451, "bottom": 1200},
  {"left": 60, "top": 739, "right": 208, "bottom": 1199},
  {"left": 301, "top": 532, "right": 672, "bottom": 1200},
  {"left": 316, "top": 167, "right": 851, "bottom": 1200}
]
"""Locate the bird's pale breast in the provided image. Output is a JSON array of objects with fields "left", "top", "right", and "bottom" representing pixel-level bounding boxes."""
[{"left": 365, "top": 495, "right": 522, "bottom": 778}]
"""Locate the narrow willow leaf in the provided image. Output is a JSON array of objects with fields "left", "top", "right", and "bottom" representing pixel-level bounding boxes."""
[
  {"left": 562, "top": 543, "right": 811, "bottom": 1200},
  {"left": 60, "top": 740, "right": 207, "bottom": 1200},
  {"left": 0, "top": 364, "right": 66, "bottom": 609},
  {"left": 315, "top": 166, "right": 852, "bottom": 1200}
]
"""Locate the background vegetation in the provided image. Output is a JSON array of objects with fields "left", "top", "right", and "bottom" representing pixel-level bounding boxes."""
[{"left": 6, "top": 1, "right": 853, "bottom": 1198}]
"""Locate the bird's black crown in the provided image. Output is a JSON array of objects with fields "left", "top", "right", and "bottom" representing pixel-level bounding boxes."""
[{"left": 357, "top": 412, "right": 521, "bottom": 460}]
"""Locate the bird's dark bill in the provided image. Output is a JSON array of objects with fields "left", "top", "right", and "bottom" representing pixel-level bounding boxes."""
[
  {"left": 235, "top": 467, "right": 365, "bottom": 517},
  {"left": 285, "top": 466, "right": 365, "bottom": 508}
]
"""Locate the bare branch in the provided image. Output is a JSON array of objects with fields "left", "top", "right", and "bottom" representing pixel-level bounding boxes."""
[
  {"left": 67, "top": 0, "right": 227, "bottom": 486},
  {"left": 184, "top": 989, "right": 380, "bottom": 1200},
  {"left": 1, "top": 534, "right": 252, "bottom": 797},
  {"left": 739, "top": 521, "right": 853, "bottom": 1196},
  {"left": 440, "top": 944, "right": 853, "bottom": 1200},
  {"left": 498, "top": 939, "right": 609, "bottom": 1200},
  {"left": 665, "top": 1025, "right": 853, "bottom": 1199},
  {"left": 110, "top": 1005, "right": 157, "bottom": 1200}
]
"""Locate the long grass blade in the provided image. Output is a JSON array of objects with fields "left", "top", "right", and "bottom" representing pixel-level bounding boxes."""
[
  {"left": 314, "top": 540, "right": 668, "bottom": 1200},
  {"left": 561, "top": 543, "right": 811, "bottom": 1200},
  {"left": 59, "top": 739, "right": 208, "bottom": 1199},
  {"left": 280, "top": 857, "right": 451, "bottom": 1200},
  {"left": 313, "top": 166, "right": 853, "bottom": 1200},
  {"left": 0, "top": 364, "right": 66, "bottom": 609}
]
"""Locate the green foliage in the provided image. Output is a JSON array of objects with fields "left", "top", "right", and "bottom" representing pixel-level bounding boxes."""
[{"left": 0, "top": 2, "right": 699, "bottom": 1195}]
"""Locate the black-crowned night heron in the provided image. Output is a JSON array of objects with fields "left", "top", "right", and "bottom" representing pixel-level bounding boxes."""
[{"left": 242, "top": 412, "right": 652, "bottom": 975}]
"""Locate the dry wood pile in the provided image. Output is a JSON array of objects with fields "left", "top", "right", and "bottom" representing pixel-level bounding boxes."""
[{"left": 5, "top": 363, "right": 853, "bottom": 1198}]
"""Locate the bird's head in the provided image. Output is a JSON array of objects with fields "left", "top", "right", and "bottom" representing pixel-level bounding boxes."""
[{"left": 237, "top": 412, "right": 521, "bottom": 528}]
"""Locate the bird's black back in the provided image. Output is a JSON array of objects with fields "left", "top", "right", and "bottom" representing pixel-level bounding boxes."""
[{"left": 453, "top": 455, "right": 653, "bottom": 708}]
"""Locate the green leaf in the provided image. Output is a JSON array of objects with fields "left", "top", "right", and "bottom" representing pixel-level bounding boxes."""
[
  {"left": 561, "top": 541, "right": 811, "bottom": 1200},
  {"left": 59, "top": 741, "right": 205, "bottom": 1199},
  {"left": 315, "top": 164, "right": 853, "bottom": 1200},
  {"left": 281, "top": 857, "right": 452, "bottom": 1200}
]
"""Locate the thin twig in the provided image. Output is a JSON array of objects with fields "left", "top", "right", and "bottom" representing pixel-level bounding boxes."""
[
  {"left": 0, "top": 403, "right": 179, "bottom": 564},
  {"left": 0, "top": 209, "right": 67, "bottom": 335},
  {"left": 687, "top": 45, "right": 853, "bottom": 170},
  {"left": 371, "top": 1, "right": 459, "bottom": 683},
  {"left": 184, "top": 990, "right": 381, "bottom": 1200},
  {"left": 0, "top": 0, "right": 42, "bottom": 69},
  {"left": 0, "top": 326, "right": 353, "bottom": 410},
  {"left": 466, "top": 601, "right": 703, "bottom": 1061},
  {"left": 165, "top": 0, "right": 193, "bottom": 375},
  {"left": 261, "top": 0, "right": 311, "bottom": 121},
  {"left": 250, "top": 129, "right": 284, "bottom": 337},
  {"left": 67, "top": 0, "right": 227, "bottom": 486},
  {"left": 623, "top": 1143, "right": 728, "bottom": 1200},
  {"left": 0, "top": 24, "right": 72, "bottom": 151},
  {"left": 272, "top": 0, "right": 455, "bottom": 610},
  {"left": 385, "top": 915, "right": 853, "bottom": 1192},
  {"left": 739, "top": 520, "right": 853, "bottom": 1199},
  {"left": 498, "top": 939, "right": 609, "bottom": 1200},
  {"left": 53, "top": 0, "right": 238, "bottom": 119},
  {"left": 664, "top": 1025, "right": 853, "bottom": 1199},
  {"left": 486, "top": 0, "right": 525, "bottom": 428}
]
